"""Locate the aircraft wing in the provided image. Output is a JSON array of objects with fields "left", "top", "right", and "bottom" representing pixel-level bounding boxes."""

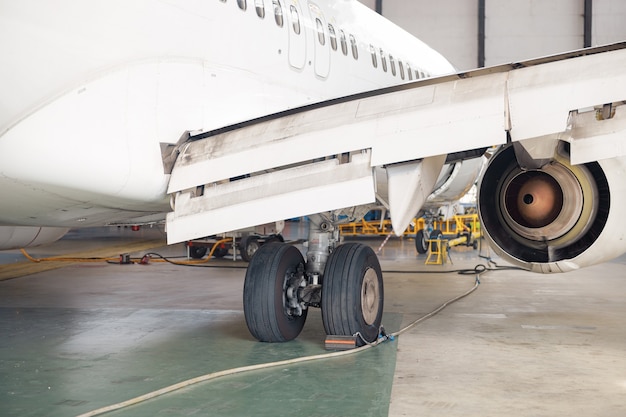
[{"left": 166, "top": 42, "right": 626, "bottom": 245}]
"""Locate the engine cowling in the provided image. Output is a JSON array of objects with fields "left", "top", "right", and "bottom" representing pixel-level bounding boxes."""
[
  {"left": 0, "top": 226, "right": 69, "bottom": 250},
  {"left": 478, "top": 144, "right": 626, "bottom": 273}
]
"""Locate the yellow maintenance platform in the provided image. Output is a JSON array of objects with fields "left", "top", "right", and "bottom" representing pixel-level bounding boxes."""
[
  {"left": 339, "top": 214, "right": 482, "bottom": 265},
  {"left": 339, "top": 214, "right": 481, "bottom": 239}
]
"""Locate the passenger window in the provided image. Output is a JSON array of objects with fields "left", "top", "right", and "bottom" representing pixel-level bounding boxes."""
[
  {"left": 237, "top": 0, "right": 247, "bottom": 10},
  {"left": 399, "top": 60, "right": 405, "bottom": 80},
  {"left": 272, "top": 0, "right": 283, "bottom": 27},
  {"left": 316, "top": 18, "right": 325, "bottom": 45},
  {"left": 328, "top": 24, "right": 337, "bottom": 51},
  {"left": 380, "top": 48, "right": 387, "bottom": 72},
  {"left": 419, "top": 70, "right": 425, "bottom": 78},
  {"left": 339, "top": 30, "right": 348, "bottom": 55},
  {"left": 290, "top": 5, "right": 300, "bottom": 34},
  {"left": 255, "top": 0, "right": 265, "bottom": 18},
  {"left": 407, "top": 64, "right": 413, "bottom": 80},
  {"left": 370, "top": 44, "right": 377, "bottom": 68},
  {"left": 350, "top": 34, "right": 358, "bottom": 60},
  {"left": 389, "top": 54, "right": 396, "bottom": 76}
]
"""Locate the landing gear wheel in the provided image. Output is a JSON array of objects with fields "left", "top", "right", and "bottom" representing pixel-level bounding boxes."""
[
  {"left": 243, "top": 243, "right": 307, "bottom": 342},
  {"left": 212, "top": 243, "right": 229, "bottom": 258},
  {"left": 415, "top": 229, "right": 428, "bottom": 254},
  {"left": 240, "top": 235, "right": 260, "bottom": 262},
  {"left": 429, "top": 229, "right": 443, "bottom": 252},
  {"left": 188, "top": 245, "right": 207, "bottom": 259},
  {"left": 321, "top": 243, "right": 384, "bottom": 346}
]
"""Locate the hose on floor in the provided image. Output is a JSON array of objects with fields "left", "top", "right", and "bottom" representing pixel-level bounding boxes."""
[
  {"left": 73, "top": 264, "right": 489, "bottom": 417},
  {"left": 19, "top": 238, "right": 234, "bottom": 266}
]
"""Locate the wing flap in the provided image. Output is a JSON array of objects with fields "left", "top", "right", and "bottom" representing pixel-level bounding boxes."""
[{"left": 166, "top": 152, "right": 375, "bottom": 244}]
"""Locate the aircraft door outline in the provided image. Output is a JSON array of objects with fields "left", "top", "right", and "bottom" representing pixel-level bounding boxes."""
[
  {"left": 308, "top": 1, "right": 330, "bottom": 79},
  {"left": 286, "top": 0, "right": 306, "bottom": 70}
]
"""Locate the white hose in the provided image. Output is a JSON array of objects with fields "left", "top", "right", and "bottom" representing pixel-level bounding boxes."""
[{"left": 75, "top": 273, "right": 482, "bottom": 417}]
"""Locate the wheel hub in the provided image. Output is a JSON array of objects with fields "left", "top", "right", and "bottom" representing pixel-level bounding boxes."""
[
  {"left": 361, "top": 268, "right": 380, "bottom": 326},
  {"left": 283, "top": 267, "right": 306, "bottom": 317}
]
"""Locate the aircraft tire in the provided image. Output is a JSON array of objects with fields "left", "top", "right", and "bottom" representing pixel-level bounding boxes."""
[
  {"left": 321, "top": 243, "right": 384, "bottom": 346},
  {"left": 243, "top": 243, "right": 307, "bottom": 342},
  {"left": 415, "top": 229, "right": 428, "bottom": 254},
  {"left": 240, "top": 235, "right": 260, "bottom": 262},
  {"left": 429, "top": 229, "right": 443, "bottom": 252},
  {"left": 212, "top": 243, "right": 229, "bottom": 258},
  {"left": 188, "top": 245, "right": 207, "bottom": 259}
]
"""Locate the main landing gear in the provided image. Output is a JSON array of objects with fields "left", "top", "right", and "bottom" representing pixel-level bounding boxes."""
[{"left": 243, "top": 215, "right": 384, "bottom": 345}]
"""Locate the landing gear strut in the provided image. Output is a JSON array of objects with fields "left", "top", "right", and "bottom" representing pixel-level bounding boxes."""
[{"left": 242, "top": 215, "right": 384, "bottom": 344}]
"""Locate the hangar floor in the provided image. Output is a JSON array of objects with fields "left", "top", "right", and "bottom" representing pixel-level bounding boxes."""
[{"left": 1, "top": 222, "right": 625, "bottom": 417}]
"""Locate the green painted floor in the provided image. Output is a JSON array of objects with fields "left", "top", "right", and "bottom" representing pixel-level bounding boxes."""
[{"left": 1, "top": 306, "right": 400, "bottom": 417}]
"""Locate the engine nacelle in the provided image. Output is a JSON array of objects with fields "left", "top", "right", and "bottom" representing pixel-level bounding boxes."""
[
  {"left": 478, "top": 143, "right": 626, "bottom": 273},
  {"left": 0, "top": 226, "right": 69, "bottom": 250}
]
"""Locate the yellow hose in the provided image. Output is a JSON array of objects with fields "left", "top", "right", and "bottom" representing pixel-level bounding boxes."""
[{"left": 19, "top": 238, "right": 234, "bottom": 265}]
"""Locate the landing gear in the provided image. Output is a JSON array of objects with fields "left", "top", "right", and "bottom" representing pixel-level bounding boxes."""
[
  {"left": 240, "top": 235, "right": 260, "bottom": 262},
  {"left": 415, "top": 229, "right": 428, "bottom": 254},
  {"left": 415, "top": 228, "right": 442, "bottom": 254},
  {"left": 243, "top": 243, "right": 307, "bottom": 342},
  {"left": 242, "top": 217, "right": 385, "bottom": 344},
  {"left": 322, "top": 243, "right": 383, "bottom": 345}
]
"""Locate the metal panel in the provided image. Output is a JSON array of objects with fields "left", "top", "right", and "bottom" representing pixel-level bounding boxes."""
[
  {"left": 506, "top": 47, "right": 626, "bottom": 142},
  {"left": 166, "top": 152, "right": 375, "bottom": 243},
  {"left": 569, "top": 106, "right": 626, "bottom": 165}
]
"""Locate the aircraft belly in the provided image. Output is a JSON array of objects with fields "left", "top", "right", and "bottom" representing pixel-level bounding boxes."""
[
  {"left": 0, "top": 62, "right": 192, "bottom": 227},
  {"left": 0, "top": 226, "right": 70, "bottom": 250}
]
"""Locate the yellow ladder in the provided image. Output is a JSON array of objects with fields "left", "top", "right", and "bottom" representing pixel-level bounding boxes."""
[{"left": 425, "top": 239, "right": 447, "bottom": 265}]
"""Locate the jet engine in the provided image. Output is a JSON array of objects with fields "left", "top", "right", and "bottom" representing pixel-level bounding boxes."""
[
  {"left": 0, "top": 226, "right": 69, "bottom": 251},
  {"left": 478, "top": 143, "right": 626, "bottom": 273}
]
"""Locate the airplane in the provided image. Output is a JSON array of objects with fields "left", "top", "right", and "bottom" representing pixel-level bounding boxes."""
[{"left": 2, "top": 0, "right": 626, "bottom": 347}]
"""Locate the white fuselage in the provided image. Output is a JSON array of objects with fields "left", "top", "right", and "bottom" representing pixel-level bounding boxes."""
[{"left": 0, "top": 0, "right": 454, "bottom": 233}]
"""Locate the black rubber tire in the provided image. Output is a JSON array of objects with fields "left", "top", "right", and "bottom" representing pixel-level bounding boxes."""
[
  {"left": 243, "top": 243, "right": 307, "bottom": 342},
  {"left": 212, "top": 244, "right": 229, "bottom": 258},
  {"left": 321, "top": 243, "right": 384, "bottom": 345},
  {"left": 188, "top": 245, "right": 207, "bottom": 259},
  {"left": 429, "top": 229, "right": 443, "bottom": 252},
  {"left": 240, "top": 235, "right": 260, "bottom": 262},
  {"left": 415, "top": 229, "right": 428, "bottom": 254},
  {"left": 266, "top": 234, "right": 285, "bottom": 244}
]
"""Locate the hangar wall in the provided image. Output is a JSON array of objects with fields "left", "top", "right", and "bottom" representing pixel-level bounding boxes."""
[{"left": 359, "top": 0, "right": 626, "bottom": 71}]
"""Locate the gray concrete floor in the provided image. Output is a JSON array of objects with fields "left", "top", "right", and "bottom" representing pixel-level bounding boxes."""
[{"left": 1, "top": 223, "right": 625, "bottom": 416}]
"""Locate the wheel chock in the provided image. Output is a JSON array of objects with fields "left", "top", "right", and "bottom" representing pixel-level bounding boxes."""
[{"left": 324, "top": 335, "right": 358, "bottom": 350}]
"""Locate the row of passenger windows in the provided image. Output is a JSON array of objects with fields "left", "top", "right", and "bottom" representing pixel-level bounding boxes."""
[{"left": 220, "top": 0, "right": 430, "bottom": 80}]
